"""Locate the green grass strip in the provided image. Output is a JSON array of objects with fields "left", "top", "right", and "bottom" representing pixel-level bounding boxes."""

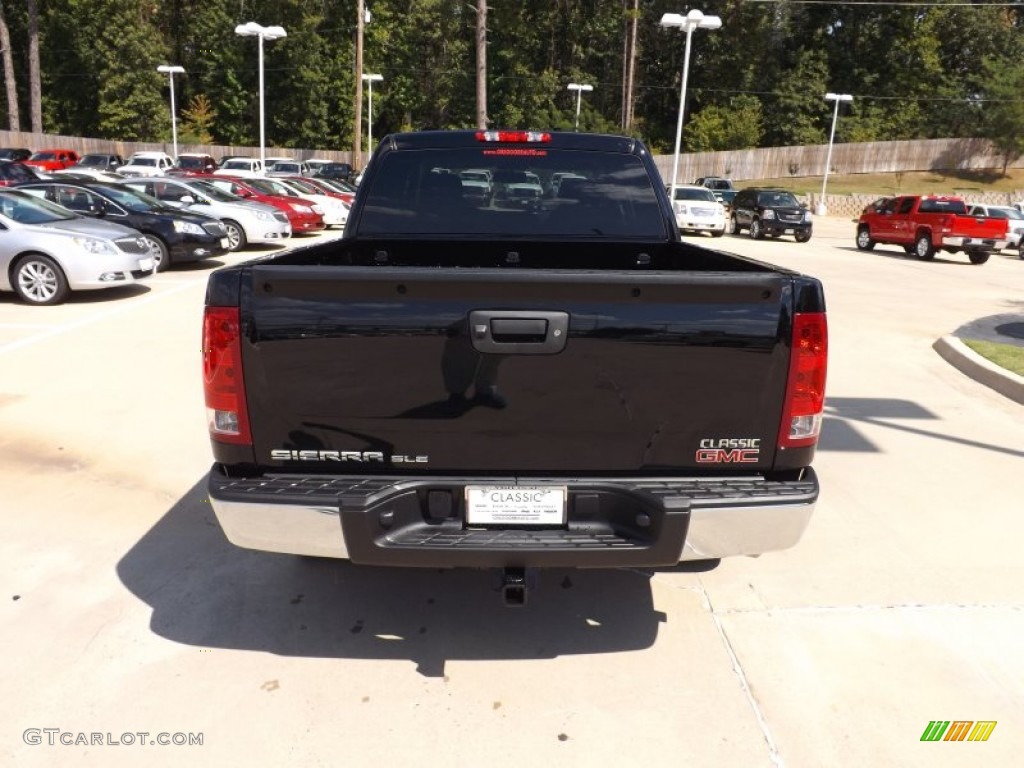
[{"left": 962, "top": 339, "right": 1024, "bottom": 377}]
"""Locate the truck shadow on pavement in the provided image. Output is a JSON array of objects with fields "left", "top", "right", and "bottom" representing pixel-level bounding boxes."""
[
  {"left": 117, "top": 480, "right": 670, "bottom": 677},
  {"left": 820, "top": 396, "right": 1024, "bottom": 458}
]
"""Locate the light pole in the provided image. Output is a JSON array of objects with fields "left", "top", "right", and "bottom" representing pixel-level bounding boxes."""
[
  {"left": 156, "top": 65, "right": 185, "bottom": 158},
  {"left": 566, "top": 83, "right": 593, "bottom": 132},
  {"left": 234, "top": 21, "right": 287, "bottom": 174},
  {"left": 660, "top": 11, "right": 721, "bottom": 201},
  {"left": 818, "top": 92, "right": 853, "bottom": 215},
  {"left": 362, "top": 73, "right": 383, "bottom": 157}
]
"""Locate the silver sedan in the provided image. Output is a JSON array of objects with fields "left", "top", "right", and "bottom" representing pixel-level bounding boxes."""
[{"left": 0, "top": 189, "right": 154, "bottom": 305}]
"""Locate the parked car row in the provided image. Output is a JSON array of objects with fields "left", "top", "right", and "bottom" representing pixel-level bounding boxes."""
[
  {"left": 672, "top": 184, "right": 813, "bottom": 243},
  {"left": 209, "top": 157, "right": 357, "bottom": 183},
  {"left": 0, "top": 162, "right": 352, "bottom": 304},
  {"left": 16, "top": 180, "right": 231, "bottom": 273},
  {"left": 118, "top": 177, "right": 291, "bottom": 250},
  {"left": 1, "top": 146, "right": 362, "bottom": 184}
]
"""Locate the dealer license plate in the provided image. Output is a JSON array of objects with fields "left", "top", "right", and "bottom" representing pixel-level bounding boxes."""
[{"left": 465, "top": 486, "right": 567, "bottom": 526}]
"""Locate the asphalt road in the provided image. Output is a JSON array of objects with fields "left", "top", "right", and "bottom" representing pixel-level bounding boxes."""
[{"left": 2, "top": 219, "right": 1022, "bottom": 767}]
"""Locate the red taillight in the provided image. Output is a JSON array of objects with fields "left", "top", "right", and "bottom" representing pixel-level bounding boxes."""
[
  {"left": 778, "top": 312, "right": 828, "bottom": 449},
  {"left": 202, "top": 306, "right": 251, "bottom": 445},
  {"left": 475, "top": 131, "right": 551, "bottom": 143}
]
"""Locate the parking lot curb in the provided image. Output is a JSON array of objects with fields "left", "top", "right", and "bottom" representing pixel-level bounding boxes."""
[{"left": 933, "top": 335, "right": 1024, "bottom": 406}]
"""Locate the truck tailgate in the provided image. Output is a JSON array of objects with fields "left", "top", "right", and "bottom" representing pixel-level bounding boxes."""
[{"left": 240, "top": 264, "right": 795, "bottom": 475}]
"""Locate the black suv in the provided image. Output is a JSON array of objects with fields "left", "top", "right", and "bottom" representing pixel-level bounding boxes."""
[
  {"left": 314, "top": 162, "right": 355, "bottom": 183},
  {"left": 729, "top": 187, "right": 812, "bottom": 242}
]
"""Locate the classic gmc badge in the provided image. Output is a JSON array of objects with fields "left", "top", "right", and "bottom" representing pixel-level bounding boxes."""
[{"left": 695, "top": 438, "right": 761, "bottom": 464}]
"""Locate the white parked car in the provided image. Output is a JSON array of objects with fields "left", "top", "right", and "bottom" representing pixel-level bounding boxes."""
[
  {"left": 669, "top": 184, "right": 727, "bottom": 237},
  {"left": 118, "top": 151, "right": 175, "bottom": 178},
  {"left": 0, "top": 189, "right": 153, "bottom": 305},
  {"left": 268, "top": 160, "right": 312, "bottom": 176},
  {"left": 214, "top": 158, "right": 265, "bottom": 178},
  {"left": 266, "top": 177, "right": 348, "bottom": 228},
  {"left": 119, "top": 177, "right": 292, "bottom": 251},
  {"left": 967, "top": 203, "right": 1024, "bottom": 252}
]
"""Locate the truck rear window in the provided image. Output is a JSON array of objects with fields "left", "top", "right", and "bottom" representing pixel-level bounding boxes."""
[
  {"left": 918, "top": 199, "right": 967, "bottom": 215},
  {"left": 358, "top": 148, "right": 667, "bottom": 238}
]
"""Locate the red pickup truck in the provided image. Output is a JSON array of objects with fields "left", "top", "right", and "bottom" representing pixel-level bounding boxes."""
[{"left": 856, "top": 194, "right": 1007, "bottom": 264}]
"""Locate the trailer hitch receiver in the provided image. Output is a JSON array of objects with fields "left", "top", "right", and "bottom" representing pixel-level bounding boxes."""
[{"left": 501, "top": 567, "right": 529, "bottom": 607}]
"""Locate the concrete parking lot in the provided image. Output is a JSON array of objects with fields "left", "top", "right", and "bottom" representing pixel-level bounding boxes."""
[{"left": 1, "top": 219, "right": 1022, "bottom": 767}]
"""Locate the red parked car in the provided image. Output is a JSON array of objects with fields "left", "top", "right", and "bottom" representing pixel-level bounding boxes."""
[
  {"left": 168, "top": 153, "right": 218, "bottom": 176},
  {"left": 299, "top": 176, "right": 354, "bottom": 205},
  {"left": 205, "top": 175, "right": 326, "bottom": 234},
  {"left": 23, "top": 148, "right": 80, "bottom": 171}
]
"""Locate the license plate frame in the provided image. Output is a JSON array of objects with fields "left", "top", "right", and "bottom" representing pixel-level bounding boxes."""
[{"left": 465, "top": 485, "right": 567, "bottom": 526}]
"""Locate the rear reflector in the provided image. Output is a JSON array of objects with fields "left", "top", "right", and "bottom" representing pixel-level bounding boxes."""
[
  {"left": 203, "top": 306, "right": 251, "bottom": 445},
  {"left": 778, "top": 312, "right": 828, "bottom": 449},
  {"left": 476, "top": 131, "right": 551, "bottom": 143}
]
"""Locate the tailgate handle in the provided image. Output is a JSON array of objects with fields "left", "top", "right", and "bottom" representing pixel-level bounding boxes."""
[
  {"left": 491, "top": 318, "right": 548, "bottom": 341},
  {"left": 469, "top": 310, "right": 569, "bottom": 354}
]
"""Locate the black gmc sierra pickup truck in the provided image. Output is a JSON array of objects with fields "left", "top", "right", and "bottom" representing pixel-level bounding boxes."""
[{"left": 202, "top": 130, "right": 827, "bottom": 604}]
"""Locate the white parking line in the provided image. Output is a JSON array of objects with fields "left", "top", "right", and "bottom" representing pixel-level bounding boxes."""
[{"left": 0, "top": 278, "right": 205, "bottom": 355}]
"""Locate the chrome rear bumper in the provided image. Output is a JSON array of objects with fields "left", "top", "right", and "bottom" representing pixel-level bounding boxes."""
[{"left": 208, "top": 469, "right": 817, "bottom": 565}]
